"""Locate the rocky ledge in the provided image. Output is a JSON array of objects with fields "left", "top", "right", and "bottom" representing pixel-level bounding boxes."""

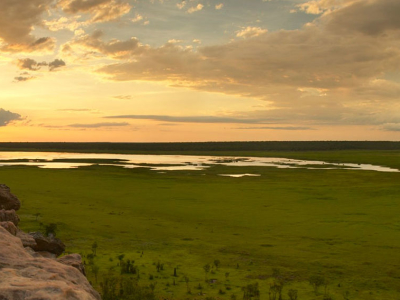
[{"left": 0, "top": 184, "right": 101, "bottom": 300}]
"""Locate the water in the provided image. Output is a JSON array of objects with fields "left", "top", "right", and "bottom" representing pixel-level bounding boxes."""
[{"left": 0, "top": 151, "right": 397, "bottom": 173}]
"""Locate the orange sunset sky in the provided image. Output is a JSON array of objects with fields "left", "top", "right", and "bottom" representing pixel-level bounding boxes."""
[{"left": 1, "top": 0, "right": 400, "bottom": 142}]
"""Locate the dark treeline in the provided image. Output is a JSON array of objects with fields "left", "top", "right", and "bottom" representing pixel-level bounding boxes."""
[{"left": 0, "top": 141, "right": 400, "bottom": 152}]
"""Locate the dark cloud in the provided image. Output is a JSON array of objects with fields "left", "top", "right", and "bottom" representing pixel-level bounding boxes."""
[
  {"left": 16, "top": 58, "right": 47, "bottom": 71},
  {"left": 236, "top": 126, "right": 316, "bottom": 130},
  {"left": 49, "top": 59, "right": 66, "bottom": 71},
  {"left": 68, "top": 122, "right": 130, "bottom": 128},
  {"left": 104, "top": 115, "right": 279, "bottom": 124},
  {"left": 15, "top": 58, "right": 66, "bottom": 73},
  {"left": 0, "top": 109, "right": 23, "bottom": 126},
  {"left": 14, "top": 75, "right": 35, "bottom": 82},
  {"left": 381, "top": 123, "right": 400, "bottom": 131},
  {"left": 324, "top": 0, "right": 400, "bottom": 36}
]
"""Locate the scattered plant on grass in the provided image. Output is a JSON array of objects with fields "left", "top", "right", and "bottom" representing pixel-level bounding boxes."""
[
  {"left": 184, "top": 275, "right": 191, "bottom": 294},
  {"left": 342, "top": 290, "right": 350, "bottom": 300},
  {"left": 44, "top": 223, "right": 58, "bottom": 237},
  {"left": 225, "top": 272, "right": 230, "bottom": 281},
  {"left": 203, "top": 263, "right": 211, "bottom": 281},
  {"left": 121, "top": 259, "right": 138, "bottom": 275},
  {"left": 87, "top": 253, "right": 95, "bottom": 266},
  {"left": 91, "top": 264, "right": 100, "bottom": 283},
  {"left": 149, "top": 282, "right": 157, "bottom": 292},
  {"left": 270, "top": 268, "right": 293, "bottom": 300},
  {"left": 269, "top": 283, "right": 280, "bottom": 300},
  {"left": 117, "top": 254, "right": 125, "bottom": 265},
  {"left": 173, "top": 267, "right": 177, "bottom": 277},
  {"left": 101, "top": 274, "right": 156, "bottom": 300},
  {"left": 34, "top": 213, "right": 41, "bottom": 221},
  {"left": 288, "top": 289, "right": 298, "bottom": 300},
  {"left": 214, "top": 259, "right": 220, "bottom": 270},
  {"left": 91, "top": 241, "right": 98, "bottom": 256},
  {"left": 156, "top": 261, "right": 164, "bottom": 272},
  {"left": 309, "top": 275, "right": 326, "bottom": 295},
  {"left": 242, "top": 282, "right": 260, "bottom": 300}
]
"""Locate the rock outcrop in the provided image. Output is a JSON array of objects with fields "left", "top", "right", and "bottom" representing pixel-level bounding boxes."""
[
  {"left": 29, "top": 231, "right": 66, "bottom": 256},
  {"left": 0, "top": 184, "right": 101, "bottom": 300},
  {"left": 16, "top": 230, "right": 37, "bottom": 248},
  {"left": 0, "top": 209, "right": 20, "bottom": 226},
  {"left": 58, "top": 253, "right": 87, "bottom": 276},
  {"left": 0, "top": 184, "right": 21, "bottom": 210},
  {"left": 0, "top": 227, "right": 101, "bottom": 300},
  {"left": 0, "top": 221, "right": 17, "bottom": 236}
]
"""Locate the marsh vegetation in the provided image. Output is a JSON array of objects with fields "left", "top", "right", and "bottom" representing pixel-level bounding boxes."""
[{"left": 2, "top": 148, "right": 400, "bottom": 299}]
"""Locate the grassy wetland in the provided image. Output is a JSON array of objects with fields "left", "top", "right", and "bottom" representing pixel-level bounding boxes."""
[{"left": 1, "top": 146, "right": 400, "bottom": 299}]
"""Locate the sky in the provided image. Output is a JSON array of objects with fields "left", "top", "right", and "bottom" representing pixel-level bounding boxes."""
[{"left": 0, "top": 0, "right": 400, "bottom": 142}]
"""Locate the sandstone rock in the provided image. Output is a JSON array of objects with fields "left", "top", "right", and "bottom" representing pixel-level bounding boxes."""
[
  {"left": 29, "top": 232, "right": 66, "bottom": 257},
  {"left": 17, "top": 230, "right": 37, "bottom": 248},
  {"left": 0, "top": 184, "right": 20, "bottom": 211},
  {"left": 36, "top": 251, "right": 57, "bottom": 259},
  {"left": 58, "top": 253, "right": 87, "bottom": 276},
  {"left": 24, "top": 246, "right": 40, "bottom": 257},
  {"left": 0, "top": 221, "right": 17, "bottom": 236},
  {"left": 0, "top": 226, "right": 101, "bottom": 300},
  {"left": 0, "top": 209, "right": 20, "bottom": 226}
]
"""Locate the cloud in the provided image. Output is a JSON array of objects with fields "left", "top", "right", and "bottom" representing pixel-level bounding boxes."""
[
  {"left": 59, "top": 0, "right": 131, "bottom": 23},
  {"left": 15, "top": 58, "right": 47, "bottom": 71},
  {"left": 44, "top": 15, "right": 85, "bottom": 33},
  {"left": 323, "top": 0, "right": 400, "bottom": 36},
  {"left": 0, "top": 0, "right": 55, "bottom": 53},
  {"left": 236, "top": 126, "right": 316, "bottom": 130},
  {"left": 94, "top": 0, "right": 400, "bottom": 128},
  {"left": 0, "top": 109, "right": 23, "bottom": 126},
  {"left": 381, "top": 123, "right": 400, "bottom": 131},
  {"left": 15, "top": 58, "right": 66, "bottom": 72},
  {"left": 104, "top": 114, "right": 280, "bottom": 124},
  {"left": 68, "top": 122, "right": 130, "bottom": 128},
  {"left": 49, "top": 59, "right": 66, "bottom": 71},
  {"left": 236, "top": 27, "right": 268, "bottom": 39},
  {"left": 57, "top": 109, "right": 93, "bottom": 112},
  {"left": 113, "top": 95, "right": 132, "bottom": 100},
  {"left": 177, "top": 1, "right": 186, "bottom": 9},
  {"left": 131, "top": 14, "right": 144, "bottom": 23},
  {"left": 187, "top": 4, "right": 204, "bottom": 14},
  {"left": 14, "top": 75, "right": 36, "bottom": 82},
  {"left": 297, "top": 0, "right": 359, "bottom": 15},
  {"left": 68, "top": 30, "right": 143, "bottom": 59}
]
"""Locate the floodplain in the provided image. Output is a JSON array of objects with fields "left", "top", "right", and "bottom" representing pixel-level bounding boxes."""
[{"left": 1, "top": 147, "right": 400, "bottom": 299}]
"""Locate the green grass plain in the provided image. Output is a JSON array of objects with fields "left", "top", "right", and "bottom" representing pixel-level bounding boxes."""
[{"left": 1, "top": 150, "right": 400, "bottom": 299}]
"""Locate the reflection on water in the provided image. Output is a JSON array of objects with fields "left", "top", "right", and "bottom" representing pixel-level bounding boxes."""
[{"left": 0, "top": 151, "right": 398, "bottom": 173}]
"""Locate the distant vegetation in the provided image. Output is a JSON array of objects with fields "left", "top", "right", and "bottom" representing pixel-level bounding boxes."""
[{"left": 1, "top": 141, "right": 400, "bottom": 153}]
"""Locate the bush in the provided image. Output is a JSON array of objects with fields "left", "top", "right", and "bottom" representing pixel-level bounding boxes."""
[{"left": 44, "top": 223, "right": 58, "bottom": 237}]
